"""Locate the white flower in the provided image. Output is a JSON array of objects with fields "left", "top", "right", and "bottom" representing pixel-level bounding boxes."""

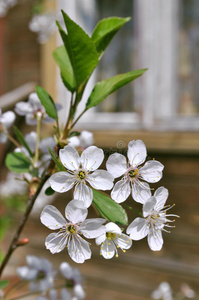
[
  {"left": 60, "top": 262, "right": 85, "bottom": 299},
  {"left": 151, "top": 282, "right": 173, "bottom": 300},
  {"left": 29, "top": 13, "right": 57, "bottom": 44},
  {"left": 0, "top": 109, "right": 15, "bottom": 143},
  {"left": 180, "top": 283, "right": 195, "bottom": 299},
  {"left": 127, "top": 187, "right": 179, "bottom": 251},
  {"left": 69, "top": 131, "right": 93, "bottom": 149},
  {"left": 17, "top": 255, "right": 54, "bottom": 292},
  {"left": 0, "top": 0, "right": 17, "bottom": 17},
  {"left": 15, "top": 93, "right": 61, "bottom": 125},
  {"left": 36, "top": 288, "right": 72, "bottom": 300},
  {"left": 40, "top": 200, "right": 106, "bottom": 263},
  {"left": 106, "top": 139, "right": 164, "bottom": 203},
  {"left": 49, "top": 145, "right": 114, "bottom": 207},
  {"left": 95, "top": 222, "right": 132, "bottom": 259}
]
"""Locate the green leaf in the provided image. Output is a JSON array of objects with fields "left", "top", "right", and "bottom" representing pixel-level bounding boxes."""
[
  {"left": 53, "top": 46, "right": 76, "bottom": 92},
  {"left": 92, "top": 17, "right": 130, "bottom": 58},
  {"left": 92, "top": 189, "right": 128, "bottom": 225},
  {"left": 45, "top": 186, "right": 55, "bottom": 196},
  {"left": 0, "top": 280, "right": 9, "bottom": 290},
  {"left": 13, "top": 126, "right": 33, "bottom": 157},
  {"left": 35, "top": 86, "right": 58, "bottom": 121},
  {"left": 58, "top": 11, "right": 99, "bottom": 87},
  {"left": 67, "top": 131, "right": 80, "bottom": 138},
  {"left": 5, "top": 152, "right": 31, "bottom": 173},
  {"left": 86, "top": 69, "right": 147, "bottom": 109},
  {"left": 48, "top": 148, "right": 65, "bottom": 172}
]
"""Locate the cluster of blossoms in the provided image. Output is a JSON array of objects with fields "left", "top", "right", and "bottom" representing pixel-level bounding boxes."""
[
  {"left": 151, "top": 281, "right": 195, "bottom": 300},
  {"left": 17, "top": 255, "right": 85, "bottom": 300},
  {"left": 42, "top": 137, "right": 178, "bottom": 262},
  {"left": 0, "top": 0, "right": 17, "bottom": 18},
  {"left": 0, "top": 92, "right": 179, "bottom": 265}
]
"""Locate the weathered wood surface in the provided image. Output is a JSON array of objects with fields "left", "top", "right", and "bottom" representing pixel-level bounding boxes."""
[{"left": 1, "top": 153, "right": 199, "bottom": 299}]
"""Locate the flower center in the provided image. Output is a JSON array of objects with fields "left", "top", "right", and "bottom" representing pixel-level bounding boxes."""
[
  {"left": 106, "top": 232, "right": 116, "bottom": 240},
  {"left": 76, "top": 170, "right": 86, "bottom": 180},
  {"left": 128, "top": 168, "right": 139, "bottom": 179},
  {"left": 37, "top": 270, "right": 46, "bottom": 280},
  {"left": 67, "top": 224, "right": 77, "bottom": 234}
]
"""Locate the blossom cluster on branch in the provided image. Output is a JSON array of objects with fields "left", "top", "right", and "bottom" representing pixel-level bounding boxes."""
[{"left": 0, "top": 10, "right": 180, "bottom": 299}]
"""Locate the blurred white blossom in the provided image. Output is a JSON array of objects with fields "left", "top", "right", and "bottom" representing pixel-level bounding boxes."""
[
  {"left": 151, "top": 282, "right": 173, "bottom": 300},
  {"left": 0, "top": 0, "right": 17, "bottom": 18}
]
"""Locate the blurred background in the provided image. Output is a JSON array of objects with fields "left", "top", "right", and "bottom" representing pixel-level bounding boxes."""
[{"left": 0, "top": 0, "right": 199, "bottom": 299}]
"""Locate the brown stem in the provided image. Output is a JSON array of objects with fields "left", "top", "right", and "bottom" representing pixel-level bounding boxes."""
[{"left": 0, "top": 174, "right": 49, "bottom": 278}]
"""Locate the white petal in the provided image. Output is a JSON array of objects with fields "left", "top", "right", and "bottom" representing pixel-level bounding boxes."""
[
  {"left": 15, "top": 102, "right": 33, "bottom": 115},
  {"left": 80, "top": 218, "right": 106, "bottom": 238},
  {"left": 154, "top": 187, "right": 169, "bottom": 211},
  {"left": 40, "top": 205, "right": 66, "bottom": 229},
  {"left": 115, "top": 234, "right": 132, "bottom": 250},
  {"left": 132, "top": 181, "right": 151, "bottom": 204},
  {"left": 28, "top": 92, "right": 40, "bottom": 104},
  {"left": 59, "top": 145, "right": 80, "bottom": 171},
  {"left": 26, "top": 255, "right": 40, "bottom": 269},
  {"left": 111, "top": 179, "right": 131, "bottom": 203},
  {"left": 105, "top": 222, "right": 121, "bottom": 235},
  {"left": 68, "top": 136, "right": 80, "bottom": 148},
  {"left": 147, "top": 229, "right": 163, "bottom": 251},
  {"left": 0, "top": 133, "right": 7, "bottom": 143},
  {"left": 68, "top": 235, "right": 91, "bottom": 263},
  {"left": 79, "top": 130, "right": 93, "bottom": 148},
  {"left": 73, "top": 183, "right": 93, "bottom": 208},
  {"left": 65, "top": 200, "right": 88, "bottom": 224},
  {"left": 45, "top": 232, "right": 67, "bottom": 254},
  {"left": 143, "top": 196, "right": 157, "bottom": 217},
  {"left": 17, "top": 266, "right": 37, "bottom": 280},
  {"left": 73, "top": 284, "right": 85, "bottom": 300},
  {"left": 59, "top": 262, "right": 73, "bottom": 279},
  {"left": 80, "top": 146, "right": 104, "bottom": 171},
  {"left": 49, "top": 171, "right": 75, "bottom": 193},
  {"left": 25, "top": 114, "right": 37, "bottom": 125},
  {"left": 39, "top": 137, "right": 56, "bottom": 153},
  {"left": 100, "top": 239, "right": 115, "bottom": 259},
  {"left": 95, "top": 233, "right": 106, "bottom": 245},
  {"left": 25, "top": 131, "right": 37, "bottom": 152},
  {"left": 106, "top": 153, "right": 127, "bottom": 178},
  {"left": 60, "top": 288, "right": 72, "bottom": 300},
  {"left": 126, "top": 217, "right": 149, "bottom": 240},
  {"left": 127, "top": 140, "right": 147, "bottom": 167},
  {"left": 140, "top": 160, "right": 164, "bottom": 183},
  {"left": 87, "top": 170, "right": 114, "bottom": 190},
  {"left": 1, "top": 111, "right": 16, "bottom": 128}
]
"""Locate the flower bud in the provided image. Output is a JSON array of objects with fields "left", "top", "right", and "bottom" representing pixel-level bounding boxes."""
[{"left": 16, "top": 238, "right": 29, "bottom": 246}]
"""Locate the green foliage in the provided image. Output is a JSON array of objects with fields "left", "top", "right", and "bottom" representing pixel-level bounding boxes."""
[
  {"left": 57, "top": 11, "right": 99, "bottom": 89},
  {"left": 0, "top": 280, "right": 9, "bottom": 290},
  {"left": 67, "top": 131, "right": 80, "bottom": 138},
  {"left": 48, "top": 148, "right": 65, "bottom": 172},
  {"left": 92, "top": 17, "right": 131, "bottom": 58},
  {"left": 13, "top": 126, "right": 33, "bottom": 157},
  {"left": 86, "top": 69, "right": 147, "bottom": 109},
  {"left": 5, "top": 152, "right": 31, "bottom": 174},
  {"left": 35, "top": 86, "right": 58, "bottom": 122},
  {"left": 92, "top": 189, "right": 128, "bottom": 225},
  {"left": 53, "top": 46, "right": 76, "bottom": 92}
]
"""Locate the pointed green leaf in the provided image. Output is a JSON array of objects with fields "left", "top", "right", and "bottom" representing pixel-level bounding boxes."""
[
  {"left": 48, "top": 147, "right": 65, "bottom": 172},
  {"left": 5, "top": 152, "right": 31, "bottom": 173},
  {"left": 92, "top": 189, "right": 128, "bottom": 225},
  {"left": 92, "top": 17, "right": 131, "bottom": 58},
  {"left": 13, "top": 126, "right": 33, "bottom": 157},
  {"left": 35, "top": 86, "right": 58, "bottom": 121},
  {"left": 86, "top": 69, "right": 147, "bottom": 109},
  {"left": 53, "top": 46, "right": 76, "bottom": 92},
  {"left": 59, "top": 11, "right": 99, "bottom": 87},
  {"left": 0, "top": 280, "right": 9, "bottom": 290}
]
